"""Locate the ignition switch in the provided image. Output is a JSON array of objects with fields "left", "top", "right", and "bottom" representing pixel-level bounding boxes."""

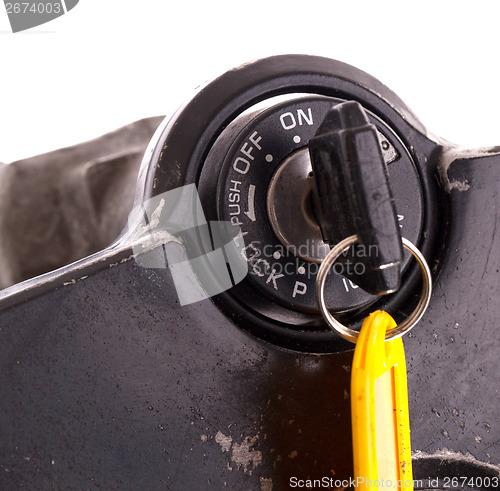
[{"left": 176, "top": 56, "right": 435, "bottom": 352}]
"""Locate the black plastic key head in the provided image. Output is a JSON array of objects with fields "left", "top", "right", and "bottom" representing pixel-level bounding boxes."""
[{"left": 309, "top": 101, "right": 403, "bottom": 295}]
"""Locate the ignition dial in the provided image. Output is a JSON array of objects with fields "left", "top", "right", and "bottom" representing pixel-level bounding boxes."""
[{"left": 216, "top": 96, "right": 423, "bottom": 314}]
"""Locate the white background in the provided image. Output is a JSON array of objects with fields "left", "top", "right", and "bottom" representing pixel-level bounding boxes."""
[{"left": 1, "top": 1, "right": 499, "bottom": 163}]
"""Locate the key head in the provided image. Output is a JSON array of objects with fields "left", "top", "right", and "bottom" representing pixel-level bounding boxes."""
[{"left": 309, "top": 101, "right": 404, "bottom": 295}]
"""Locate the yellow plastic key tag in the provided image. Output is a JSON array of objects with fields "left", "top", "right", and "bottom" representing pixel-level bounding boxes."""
[{"left": 351, "top": 310, "right": 413, "bottom": 491}]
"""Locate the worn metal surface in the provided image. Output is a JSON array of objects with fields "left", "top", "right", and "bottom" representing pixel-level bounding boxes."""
[
  {"left": 0, "top": 116, "right": 162, "bottom": 289},
  {"left": 0, "top": 152, "right": 499, "bottom": 488}
]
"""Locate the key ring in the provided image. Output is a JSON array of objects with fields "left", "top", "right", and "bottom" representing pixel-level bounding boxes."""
[{"left": 316, "top": 235, "right": 432, "bottom": 343}]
